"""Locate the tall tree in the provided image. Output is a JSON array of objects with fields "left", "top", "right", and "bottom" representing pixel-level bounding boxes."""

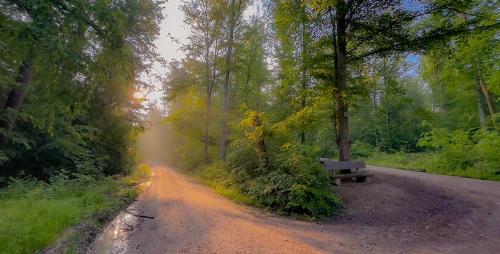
[
  {"left": 181, "top": 0, "right": 224, "bottom": 162},
  {"left": 273, "top": 0, "right": 313, "bottom": 145},
  {"left": 302, "top": 0, "right": 499, "bottom": 161},
  {"left": 220, "top": 0, "right": 247, "bottom": 160},
  {"left": 233, "top": 19, "right": 269, "bottom": 110}
]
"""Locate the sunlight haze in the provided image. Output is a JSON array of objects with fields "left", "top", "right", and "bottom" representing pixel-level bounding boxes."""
[{"left": 145, "top": 0, "right": 262, "bottom": 108}]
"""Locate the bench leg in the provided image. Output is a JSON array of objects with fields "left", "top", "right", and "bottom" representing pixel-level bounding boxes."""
[
  {"left": 333, "top": 178, "right": 341, "bottom": 186},
  {"left": 355, "top": 176, "right": 367, "bottom": 182}
]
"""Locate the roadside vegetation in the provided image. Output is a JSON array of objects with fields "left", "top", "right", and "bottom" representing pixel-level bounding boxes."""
[
  {"left": 194, "top": 164, "right": 255, "bottom": 206},
  {"left": 356, "top": 129, "right": 500, "bottom": 180},
  {"left": 0, "top": 164, "right": 152, "bottom": 254},
  {"left": 193, "top": 142, "right": 341, "bottom": 218},
  {"left": 0, "top": 0, "right": 162, "bottom": 253}
]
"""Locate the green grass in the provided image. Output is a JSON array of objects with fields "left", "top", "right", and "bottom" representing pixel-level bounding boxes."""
[
  {"left": 0, "top": 164, "right": 152, "bottom": 254},
  {"left": 366, "top": 152, "right": 500, "bottom": 181},
  {"left": 191, "top": 163, "right": 255, "bottom": 206},
  {"left": 201, "top": 180, "right": 255, "bottom": 206}
]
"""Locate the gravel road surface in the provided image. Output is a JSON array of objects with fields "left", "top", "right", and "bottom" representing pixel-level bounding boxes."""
[{"left": 89, "top": 165, "right": 500, "bottom": 254}]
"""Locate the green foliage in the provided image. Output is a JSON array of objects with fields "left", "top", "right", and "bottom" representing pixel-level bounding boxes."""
[
  {"left": 190, "top": 108, "right": 341, "bottom": 218},
  {"left": 164, "top": 87, "right": 214, "bottom": 170},
  {"left": 195, "top": 145, "right": 340, "bottom": 218},
  {"left": 418, "top": 128, "right": 472, "bottom": 158},
  {"left": 349, "top": 56, "right": 433, "bottom": 152},
  {"left": 0, "top": 0, "right": 163, "bottom": 180},
  {"left": 246, "top": 144, "right": 340, "bottom": 218},
  {"left": 418, "top": 128, "right": 500, "bottom": 173},
  {"left": 194, "top": 163, "right": 254, "bottom": 205},
  {"left": 123, "top": 163, "right": 153, "bottom": 186},
  {"left": 367, "top": 129, "right": 500, "bottom": 180},
  {"left": 351, "top": 141, "right": 376, "bottom": 159},
  {"left": 0, "top": 166, "right": 151, "bottom": 254},
  {"left": 226, "top": 137, "right": 260, "bottom": 173}
]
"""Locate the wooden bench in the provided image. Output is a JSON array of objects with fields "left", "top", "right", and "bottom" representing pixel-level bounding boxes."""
[{"left": 319, "top": 158, "right": 374, "bottom": 185}]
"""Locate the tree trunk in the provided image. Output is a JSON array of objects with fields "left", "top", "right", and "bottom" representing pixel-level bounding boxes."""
[
  {"left": 204, "top": 43, "right": 212, "bottom": 163},
  {"left": 372, "top": 91, "right": 379, "bottom": 147},
  {"left": 203, "top": 96, "right": 211, "bottom": 163},
  {"left": 300, "top": 10, "right": 307, "bottom": 145},
  {"left": 334, "top": 0, "right": 351, "bottom": 161},
  {"left": 244, "top": 41, "right": 256, "bottom": 106},
  {"left": 431, "top": 62, "right": 447, "bottom": 115},
  {"left": 475, "top": 79, "right": 487, "bottom": 129},
  {"left": 300, "top": 64, "right": 306, "bottom": 144},
  {"left": 256, "top": 137, "right": 269, "bottom": 171},
  {"left": 244, "top": 65, "right": 251, "bottom": 105},
  {"left": 220, "top": 0, "right": 237, "bottom": 161},
  {"left": 252, "top": 114, "right": 269, "bottom": 171},
  {"left": 478, "top": 78, "right": 496, "bottom": 125},
  {"left": 0, "top": 60, "right": 33, "bottom": 147}
]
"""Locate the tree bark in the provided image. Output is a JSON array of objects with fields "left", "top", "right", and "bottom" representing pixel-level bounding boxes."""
[
  {"left": 300, "top": 8, "right": 307, "bottom": 145},
  {"left": 475, "top": 78, "right": 487, "bottom": 129},
  {"left": 0, "top": 60, "right": 33, "bottom": 147},
  {"left": 478, "top": 78, "right": 496, "bottom": 125},
  {"left": 252, "top": 114, "right": 269, "bottom": 171},
  {"left": 334, "top": 0, "right": 351, "bottom": 161},
  {"left": 300, "top": 65, "right": 306, "bottom": 144},
  {"left": 204, "top": 43, "right": 212, "bottom": 163},
  {"left": 431, "top": 61, "right": 446, "bottom": 115},
  {"left": 220, "top": 0, "right": 238, "bottom": 161},
  {"left": 372, "top": 91, "right": 379, "bottom": 147}
]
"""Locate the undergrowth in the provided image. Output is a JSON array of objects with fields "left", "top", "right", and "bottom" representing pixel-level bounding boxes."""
[
  {"left": 352, "top": 129, "right": 500, "bottom": 180},
  {"left": 366, "top": 151, "right": 500, "bottom": 180},
  {"left": 193, "top": 146, "right": 342, "bottom": 220},
  {"left": 0, "top": 164, "right": 152, "bottom": 254}
]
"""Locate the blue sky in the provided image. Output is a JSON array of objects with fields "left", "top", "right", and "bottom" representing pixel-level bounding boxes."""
[{"left": 406, "top": 54, "right": 421, "bottom": 77}]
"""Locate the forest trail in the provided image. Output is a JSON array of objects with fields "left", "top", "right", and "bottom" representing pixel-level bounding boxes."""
[{"left": 89, "top": 165, "right": 500, "bottom": 254}]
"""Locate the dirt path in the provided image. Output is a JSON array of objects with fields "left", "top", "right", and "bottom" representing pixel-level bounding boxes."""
[{"left": 89, "top": 165, "right": 500, "bottom": 254}]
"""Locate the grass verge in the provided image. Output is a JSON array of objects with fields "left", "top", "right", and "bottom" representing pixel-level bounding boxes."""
[
  {"left": 366, "top": 152, "right": 500, "bottom": 181},
  {"left": 0, "top": 164, "right": 152, "bottom": 254},
  {"left": 197, "top": 179, "right": 255, "bottom": 206}
]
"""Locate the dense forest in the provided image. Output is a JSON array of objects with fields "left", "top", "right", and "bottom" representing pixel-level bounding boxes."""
[
  {"left": 0, "top": 0, "right": 163, "bottom": 251},
  {"left": 0, "top": 0, "right": 162, "bottom": 180},
  {"left": 159, "top": 0, "right": 499, "bottom": 217},
  {"left": 0, "top": 0, "right": 499, "bottom": 251}
]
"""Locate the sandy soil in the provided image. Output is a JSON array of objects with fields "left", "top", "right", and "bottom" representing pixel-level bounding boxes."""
[{"left": 89, "top": 165, "right": 500, "bottom": 254}]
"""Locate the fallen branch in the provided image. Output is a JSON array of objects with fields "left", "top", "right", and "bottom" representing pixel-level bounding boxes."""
[{"left": 124, "top": 209, "right": 155, "bottom": 219}]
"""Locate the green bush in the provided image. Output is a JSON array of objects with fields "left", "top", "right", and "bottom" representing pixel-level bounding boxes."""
[
  {"left": 351, "top": 141, "right": 376, "bottom": 159},
  {"left": 247, "top": 144, "right": 339, "bottom": 218},
  {"left": 194, "top": 144, "right": 340, "bottom": 218},
  {"left": 367, "top": 129, "right": 500, "bottom": 180},
  {"left": 418, "top": 128, "right": 500, "bottom": 174},
  {"left": 123, "top": 163, "right": 153, "bottom": 185},
  {"left": 246, "top": 170, "right": 339, "bottom": 218},
  {"left": 418, "top": 128, "right": 474, "bottom": 170},
  {"left": 471, "top": 131, "right": 500, "bottom": 173},
  {"left": 187, "top": 111, "right": 341, "bottom": 219},
  {"left": 226, "top": 138, "right": 260, "bottom": 175},
  {"left": 1, "top": 114, "right": 139, "bottom": 181},
  {"left": 194, "top": 163, "right": 254, "bottom": 205},
  {"left": 195, "top": 162, "right": 239, "bottom": 188}
]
